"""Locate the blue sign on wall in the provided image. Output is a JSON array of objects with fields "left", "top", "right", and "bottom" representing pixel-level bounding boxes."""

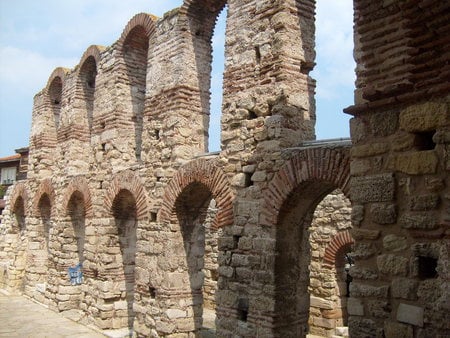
[{"left": 68, "top": 263, "right": 83, "bottom": 285}]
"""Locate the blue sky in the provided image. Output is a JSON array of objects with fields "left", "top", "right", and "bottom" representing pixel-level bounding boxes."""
[{"left": 0, "top": 0, "right": 354, "bottom": 157}]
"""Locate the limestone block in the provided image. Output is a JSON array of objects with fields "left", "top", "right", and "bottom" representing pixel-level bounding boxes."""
[
  {"left": 347, "top": 297, "right": 364, "bottom": 316},
  {"left": 370, "top": 203, "right": 397, "bottom": 224},
  {"left": 383, "top": 234, "right": 408, "bottom": 252},
  {"left": 349, "top": 266, "right": 378, "bottom": 280},
  {"left": 399, "top": 102, "right": 449, "bottom": 132},
  {"left": 350, "top": 283, "right": 389, "bottom": 298},
  {"left": 366, "top": 300, "right": 390, "bottom": 318},
  {"left": 396, "top": 303, "right": 424, "bottom": 327},
  {"left": 218, "top": 266, "right": 234, "bottom": 278},
  {"left": 351, "top": 228, "right": 380, "bottom": 240},
  {"left": 351, "top": 205, "right": 364, "bottom": 226},
  {"left": 399, "top": 212, "right": 438, "bottom": 230},
  {"left": 165, "top": 308, "right": 186, "bottom": 319},
  {"left": 349, "top": 317, "right": 383, "bottom": 337},
  {"left": 310, "top": 296, "right": 334, "bottom": 310},
  {"left": 114, "top": 300, "right": 128, "bottom": 310},
  {"left": 409, "top": 194, "right": 440, "bottom": 211},
  {"left": 351, "top": 242, "right": 378, "bottom": 260},
  {"left": 377, "top": 254, "right": 408, "bottom": 276},
  {"left": 384, "top": 321, "right": 413, "bottom": 338},
  {"left": 387, "top": 151, "right": 438, "bottom": 175},
  {"left": 350, "top": 173, "right": 395, "bottom": 203},
  {"left": 313, "top": 317, "right": 336, "bottom": 329},
  {"left": 370, "top": 111, "right": 399, "bottom": 137},
  {"left": 251, "top": 171, "right": 266, "bottom": 182},
  {"left": 351, "top": 142, "right": 390, "bottom": 158},
  {"left": 391, "top": 278, "right": 418, "bottom": 300}
]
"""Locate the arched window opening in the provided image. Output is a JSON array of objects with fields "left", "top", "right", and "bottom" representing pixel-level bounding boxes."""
[
  {"left": 112, "top": 189, "right": 137, "bottom": 331},
  {"left": 310, "top": 0, "right": 354, "bottom": 140},
  {"left": 187, "top": 0, "right": 227, "bottom": 152},
  {"left": 26, "top": 193, "right": 52, "bottom": 294},
  {"left": 79, "top": 56, "right": 97, "bottom": 132},
  {"left": 48, "top": 77, "right": 63, "bottom": 129},
  {"left": 275, "top": 184, "right": 352, "bottom": 337},
  {"left": 13, "top": 196, "right": 26, "bottom": 233},
  {"left": 38, "top": 194, "right": 51, "bottom": 251},
  {"left": 175, "top": 182, "right": 220, "bottom": 335},
  {"left": 123, "top": 26, "right": 149, "bottom": 161},
  {"left": 309, "top": 190, "right": 353, "bottom": 336},
  {"left": 67, "top": 191, "right": 86, "bottom": 264},
  {"left": 12, "top": 196, "right": 27, "bottom": 291},
  {"left": 209, "top": 7, "right": 227, "bottom": 152}
]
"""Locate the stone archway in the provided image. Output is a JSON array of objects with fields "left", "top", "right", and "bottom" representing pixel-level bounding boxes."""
[
  {"left": 158, "top": 158, "right": 233, "bottom": 336},
  {"left": 263, "top": 147, "right": 351, "bottom": 337}
]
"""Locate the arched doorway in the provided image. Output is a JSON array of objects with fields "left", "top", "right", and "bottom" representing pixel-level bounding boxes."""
[
  {"left": 112, "top": 189, "right": 138, "bottom": 332},
  {"left": 11, "top": 195, "right": 27, "bottom": 292},
  {"left": 174, "top": 181, "right": 220, "bottom": 335}
]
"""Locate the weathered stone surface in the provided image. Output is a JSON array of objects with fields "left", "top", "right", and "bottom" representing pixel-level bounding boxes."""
[
  {"left": 351, "top": 143, "right": 390, "bottom": 158},
  {"left": 377, "top": 254, "right": 409, "bottom": 276},
  {"left": 351, "top": 205, "right": 364, "bottom": 227},
  {"left": 0, "top": 2, "right": 448, "bottom": 338},
  {"left": 409, "top": 194, "right": 440, "bottom": 211},
  {"left": 399, "top": 102, "right": 449, "bottom": 132},
  {"left": 366, "top": 300, "right": 390, "bottom": 318},
  {"left": 383, "top": 234, "right": 408, "bottom": 252},
  {"left": 350, "top": 283, "right": 389, "bottom": 298},
  {"left": 369, "top": 203, "right": 397, "bottom": 224},
  {"left": 387, "top": 151, "right": 438, "bottom": 175},
  {"left": 350, "top": 174, "right": 395, "bottom": 203},
  {"left": 348, "top": 317, "right": 380, "bottom": 338},
  {"left": 384, "top": 321, "right": 413, "bottom": 338},
  {"left": 399, "top": 212, "right": 438, "bottom": 230},
  {"left": 347, "top": 297, "right": 364, "bottom": 316},
  {"left": 396, "top": 303, "right": 424, "bottom": 327},
  {"left": 351, "top": 228, "right": 381, "bottom": 240}
]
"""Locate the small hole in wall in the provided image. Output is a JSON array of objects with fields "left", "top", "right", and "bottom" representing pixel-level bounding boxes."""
[
  {"left": 248, "top": 110, "right": 257, "bottom": 120},
  {"left": 238, "top": 298, "right": 249, "bottom": 322},
  {"left": 418, "top": 256, "right": 438, "bottom": 280},
  {"left": 54, "top": 99, "right": 60, "bottom": 105},
  {"left": 100, "top": 122, "right": 106, "bottom": 129},
  {"left": 149, "top": 287, "right": 156, "bottom": 299},
  {"left": 155, "top": 130, "right": 160, "bottom": 140},
  {"left": 150, "top": 212, "right": 157, "bottom": 222},
  {"left": 233, "top": 235, "right": 240, "bottom": 249},
  {"left": 244, "top": 173, "right": 253, "bottom": 187},
  {"left": 101, "top": 143, "right": 106, "bottom": 151},
  {"left": 413, "top": 130, "right": 436, "bottom": 151},
  {"left": 255, "top": 45, "right": 261, "bottom": 63}
]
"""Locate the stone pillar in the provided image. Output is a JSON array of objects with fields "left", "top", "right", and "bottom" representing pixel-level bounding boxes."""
[{"left": 346, "top": 1, "right": 450, "bottom": 336}]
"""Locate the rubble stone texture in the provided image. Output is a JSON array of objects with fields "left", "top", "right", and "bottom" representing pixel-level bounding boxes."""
[{"left": 0, "top": 0, "right": 449, "bottom": 337}]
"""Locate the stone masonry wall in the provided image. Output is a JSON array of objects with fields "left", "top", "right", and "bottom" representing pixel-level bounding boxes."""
[{"left": 0, "top": 1, "right": 448, "bottom": 337}]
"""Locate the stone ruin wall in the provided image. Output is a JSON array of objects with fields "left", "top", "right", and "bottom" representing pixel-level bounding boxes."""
[{"left": 0, "top": 0, "right": 449, "bottom": 337}]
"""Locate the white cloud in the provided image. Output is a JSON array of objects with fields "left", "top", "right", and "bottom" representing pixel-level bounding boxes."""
[{"left": 0, "top": 46, "right": 78, "bottom": 94}]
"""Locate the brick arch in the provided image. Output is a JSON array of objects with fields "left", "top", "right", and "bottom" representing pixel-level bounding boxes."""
[
  {"left": 116, "top": 13, "right": 157, "bottom": 52},
  {"left": 9, "top": 182, "right": 29, "bottom": 217},
  {"left": 46, "top": 67, "right": 69, "bottom": 94},
  {"left": 32, "top": 178, "right": 56, "bottom": 217},
  {"left": 323, "top": 230, "right": 355, "bottom": 267},
  {"left": 62, "top": 176, "right": 93, "bottom": 218},
  {"left": 78, "top": 45, "right": 104, "bottom": 72},
  {"left": 180, "top": 0, "right": 227, "bottom": 19},
  {"left": 104, "top": 170, "right": 149, "bottom": 220},
  {"left": 159, "top": 158, "right": 234, "bottom": 228},
  {"left": 262, "top": 147, "right": 351, "bottom": 226}
]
